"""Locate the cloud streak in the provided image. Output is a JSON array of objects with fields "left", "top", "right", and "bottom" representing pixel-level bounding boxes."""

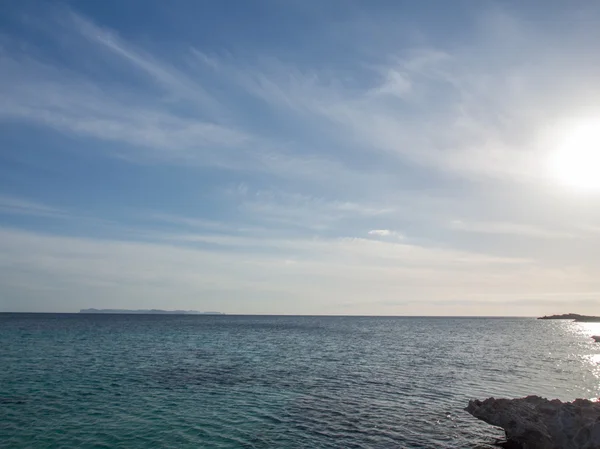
[
  {"left": 449, "top": 220, "right": 577, "bottom": 240},
  {"left": 2, "top": 226, "right": 587, "bottom": 316},
  {"left": 2, "top": 3, "right": 600, "bottom": 314},
  {"left": 68, "top": 12, "right": 222, "bottom": 115},
  {"left": 0, "top": 195, "right": 64, "bottom": 218}
]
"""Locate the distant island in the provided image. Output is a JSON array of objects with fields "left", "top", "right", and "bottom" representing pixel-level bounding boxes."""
[
  {"left": 79, "top": 309, "right": 224, "bottom": 315},
  {"left": 538, "top": 313, "right": 600, "bottom": 322}
]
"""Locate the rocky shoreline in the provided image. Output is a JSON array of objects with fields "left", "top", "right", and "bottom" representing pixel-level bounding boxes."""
[
  {"left": 466, "top": 396, "right": 600, "bottom": 449},
  {"left": 538, "top": 313, "right": 600, "bottom": 322}
]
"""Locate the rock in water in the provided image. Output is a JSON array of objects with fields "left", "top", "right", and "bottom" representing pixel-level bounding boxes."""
[{"left": 466, "top": 396, "right": 600, "bottom": 449}]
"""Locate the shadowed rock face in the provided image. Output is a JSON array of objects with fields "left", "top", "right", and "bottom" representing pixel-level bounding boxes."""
[{"left": 466, "top": 396, "right": 600, "bottom": 449}]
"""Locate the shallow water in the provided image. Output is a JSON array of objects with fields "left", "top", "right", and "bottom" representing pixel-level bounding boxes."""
[{"left": 2, "top": 314, "right": 600, "bottom": 448}]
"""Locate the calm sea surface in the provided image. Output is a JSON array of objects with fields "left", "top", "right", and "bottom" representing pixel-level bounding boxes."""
[{"left": 2, "top": 314, "right": 600, "bottom": 448}]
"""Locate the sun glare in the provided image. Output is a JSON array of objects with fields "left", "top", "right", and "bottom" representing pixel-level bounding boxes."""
[{"left": 549, "top": 119, "right": 600, "bottom": 192}]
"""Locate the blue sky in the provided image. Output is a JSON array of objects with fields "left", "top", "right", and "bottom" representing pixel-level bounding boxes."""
[{"left": 2, "top": 0, "right": 600, "bottom": 315}]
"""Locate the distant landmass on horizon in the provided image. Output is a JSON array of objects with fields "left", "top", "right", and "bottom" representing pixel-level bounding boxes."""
[
  {"left": 79, "top": 309, "right": 224, "bottom": 315},
  {"left": 538, "top": 313, "right": 600, "bottom": 322}
]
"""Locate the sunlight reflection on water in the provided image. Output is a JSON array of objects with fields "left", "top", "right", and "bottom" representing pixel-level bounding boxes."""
[
  {"left": 564, "top": 321, "right": 600, "bottom": 398},
  {"left": 574, "top": 322, "right": 600, "bottom": 337}
]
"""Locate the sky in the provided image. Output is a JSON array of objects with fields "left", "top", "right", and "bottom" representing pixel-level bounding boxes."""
[{"left": 2, "top": 0, "right": 600, "bottom": 315}]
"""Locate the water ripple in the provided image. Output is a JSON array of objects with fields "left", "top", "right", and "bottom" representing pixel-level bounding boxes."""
[{"left": 1, "top": 314, "right": 599, "bottom": 448}]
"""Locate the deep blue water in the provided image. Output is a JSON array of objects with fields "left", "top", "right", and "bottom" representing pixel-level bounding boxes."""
[{"left": 2, "top": 314, "right": 600, "bottom": 448}]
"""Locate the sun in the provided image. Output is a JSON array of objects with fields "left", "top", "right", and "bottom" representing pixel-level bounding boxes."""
[{"left": 549, "top": 119, "right": 600, "bottom": 192}]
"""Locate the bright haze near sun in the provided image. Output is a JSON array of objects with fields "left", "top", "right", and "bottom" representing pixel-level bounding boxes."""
[
  {"left": 548, "top": 119, "right": 600, "bottom": 193},
  {"left": 1, "top": 0, "right": 600, "bottom": 316}
]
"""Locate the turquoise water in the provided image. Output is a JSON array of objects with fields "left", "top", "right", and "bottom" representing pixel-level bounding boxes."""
[{"left": 2, "top": 314, "right": 600, "bottom": 448}]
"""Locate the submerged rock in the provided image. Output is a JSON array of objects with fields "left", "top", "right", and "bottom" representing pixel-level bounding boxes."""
[{"left": 466, "top": 396, "right": 600, "bottom": 449}]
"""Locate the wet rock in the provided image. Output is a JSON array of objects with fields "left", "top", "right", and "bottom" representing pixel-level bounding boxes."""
[{"left": 466, "top": 395, "right": 600, "bottom": 449}]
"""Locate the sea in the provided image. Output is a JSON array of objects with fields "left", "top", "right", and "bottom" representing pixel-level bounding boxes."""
[{"left": 2, "top": 314, "right": 600, "bottom": 448}]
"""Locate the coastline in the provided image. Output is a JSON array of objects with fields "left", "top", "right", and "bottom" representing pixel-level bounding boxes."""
[
  {"left": 79, "top": 308, "right": 225, "bottom": 315},
  {"left": 538, "top": 313, "right": 600, "bottom": 322}
]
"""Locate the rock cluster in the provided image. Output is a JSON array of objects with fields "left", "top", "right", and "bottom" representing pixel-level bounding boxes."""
[{"left": 466, "top": 396, "right": 600, "bottom": 449}]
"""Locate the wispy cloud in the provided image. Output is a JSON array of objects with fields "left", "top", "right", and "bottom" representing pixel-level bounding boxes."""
[
  {"left": 0, "top": 195, "right": 64, "bottom": 218},
  {"left": 0, "top": 17, "right": 395, "bottom": 195},
  {"left": 194, "top": 9, "right": 600, "bottom": 184},
  {"left": 367, "top": 229, "right": 404, "bottom": 239},
  {"left": 5, "top": 5, "right": 591, "bottom": 188},
  {"left": 4, "top": 226, "right": 598, "bottom": 315},
  {"left": 368, "top": 229, "right": 392, "bottom": 236},
  {"left": 0, "top": 11, "right": 361, "bottom": 184},
  {"left": 3, "top": 2, "right": 600, "bottom": 315},
  {"left": 0, "top": 56, "right": 252, "bottom": 160},
  {"left": 3, "top": 4, "right": 600, "bottom": 187},
  {"left": 368, "top": 68, "right": 412, "bottom": 99},
  {"left": 68, "top": 12, "right": 222, "bottom": 114},
  {"left": 234, "top": 188, "right": 394, "bottom": 231},
  {"left": 449, "top": 220, "right": 578, "bottom": 239}
]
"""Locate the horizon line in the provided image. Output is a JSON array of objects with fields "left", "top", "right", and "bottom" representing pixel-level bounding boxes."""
[{"left": 0, "top": 311, "right": 540, "bottom": 318}]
